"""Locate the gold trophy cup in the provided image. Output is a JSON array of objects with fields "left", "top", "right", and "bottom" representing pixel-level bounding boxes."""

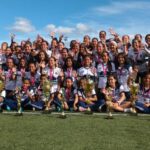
[
  {"left": 129, "top": 82, "right": 139, "bottom": 114},
  {"left": 43, "top": 79, "right": 51, "bottom": 113},
  {"left": 105, "top": 94, "right": 113, "bottom": 119},
  {"left": 16, "top": 88, "right": 23, "bottom": 116},
  {"left": 59, "top": 88, "right": 67, "bottom": 119},
  {"left": 84, "top": 79, "right": 94, "bottom": 114}
]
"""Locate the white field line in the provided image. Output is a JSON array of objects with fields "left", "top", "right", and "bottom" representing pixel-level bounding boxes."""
[{"left": 1, "top": 111, "right": 150, "bottom": 117}]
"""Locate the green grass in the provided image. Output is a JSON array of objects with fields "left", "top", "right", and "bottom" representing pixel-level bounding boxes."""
[{"left": 0, "top": 114, "right": 149, "bottom": 150}]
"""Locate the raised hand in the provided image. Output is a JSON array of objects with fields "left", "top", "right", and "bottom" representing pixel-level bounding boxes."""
[{"left": 49, "top": 32, "right": 55, "bottom": 39}]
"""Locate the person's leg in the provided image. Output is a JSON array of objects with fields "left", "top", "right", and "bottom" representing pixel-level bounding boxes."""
[
  {"left": 21, "top": 98, "right": 30, "bottom": 108},
  {"left": 63, "top": 101, "right": 69, "bottom": 110},
  {"left": 112, "top": 102, "right": 137, "bottom": 113},
  {"left": 135, "top": 101, "right": 150, "bottom": 113},
  {"left": 111, "top": 103, "right": 124, "bottom": 112},
  {"left": 52, "top": 97, "right": 63, "bottom": 111},
  {"left": 78, "top": 101, "right": 88, "bottom": 108},
  {"left": 31, "top": 100, "right": 45, "bottom": 110},
  {"left": 78, "top": 101, "right": 89, "bottom": 111},
  {"left": 120, "top": 101, "right": 131, "bottom": 109},
  {"left": 125, "top": 92, "right": 131, "bottom": 100},
  {"left": 4, "top": 98, "right": 17, "bottom": 110},
  {"left": 0, "top": 97, "right": 4, "bottom": 110},
  {"left": 96, "top": 99, "right": 106, "bottom": 111},
  {"left": 67, "top": 101, "right": 74, "bottom": 110},
  {"left": 0, "top": 102, "right": 3, "bottom": 111}
]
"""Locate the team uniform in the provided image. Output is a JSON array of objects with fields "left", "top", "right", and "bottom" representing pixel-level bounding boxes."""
[
  {"left": 77, "top": 66, "right": 97, "bottom": 82},
  {"left": 64, "top": 68, "right": 77, "bottom": 87},
  {"left": 116, "top": 65, "right": 133, "bottom": 99},
  {"left": 25, "top": 71, "right": 41, "bottom": 87},
  {"left": 15, "top": 69, "right": 27, "bottom": 88},
  {"left": 43, "top": 67, "right": 62, "bottom": 93},
  {"left": 57, "top": 87, "right": 77, "bottom": 109},
  {"left": 77, "top": 88, "right": 97, "bottom": 110},
  {"left": 135, "top": 87, "right": 150, "bottom": 113},
  {"left": 97, "top": 62, "right": 115, "bottom": 89},
  {"left": 107, "top": 86, "right": 125, "bottom": 104}
]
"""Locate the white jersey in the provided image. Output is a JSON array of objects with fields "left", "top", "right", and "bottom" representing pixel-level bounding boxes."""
[
  {"left": 77, "top": 66, "right": 97, "bottom": 79},
  {"left": 116, "top": 66, "right": 133, "bottom": 91},
  {"left": 97, "top": 62, "right": 115, "bottom": 88},
  {"left": 43, "top": 67, "right": 62, "bottom": 93},
  {"left": 43, "top": 67, "right": 61, "bottom": 82}
]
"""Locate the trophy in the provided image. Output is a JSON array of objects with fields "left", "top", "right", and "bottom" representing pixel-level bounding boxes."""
[
  {"left": 16, "top": 88, "right": 23, "bottom": 116},
  {"left": 127, "top": 73, "right": 139, "bottom": 114},
  {"left": 84, "top": 79, "right": 94, "bottom": 97},
  {"left": 42, "top": 79, "right": 51, "bottom": 112},
  {"left": 105, "top": 89, "right": 113, "bottom": 119},
  {"left": 59, "top": 88, "right": 67, "bottom": 119},
  {"left": 84, "top": 78, "right": 94, "bottom": 114},
  {"left": 129, "top": 82, "right": 139, "bottom": 114}
]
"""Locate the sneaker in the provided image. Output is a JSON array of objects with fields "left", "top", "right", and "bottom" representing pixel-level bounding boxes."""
[
  {"left": 56, "top": 106, "right": 61, "bottom": 112},
  {"left": 129, "top": 108, "right": 137, "bottom": 114},
  {"left": 45, "top": 107, "right": 49, "bottom": 111},
  {"left": 79, "top": 106, "right": 86, "bottom": 112},
  {"left": 49, "top": 105, "right": 56, "bottom": 111},
  {"left": 6, "top": 105, "right": 11, "bottom": 111}
]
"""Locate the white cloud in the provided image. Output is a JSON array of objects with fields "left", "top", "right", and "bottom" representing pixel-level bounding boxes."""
[
  {"left": 8, "top": 17, "right": 36, "bottom": 33},
  {"left": 46, "top": 24, "right": 74, "bottom": 34},
  {"left": 45, "top": 23, "right": 92, "bottom": 35},
  {"left": 45, "top": 24, "right": 56, "bottom": 31},
  {"left": 76, "top": 23, "right": 91, "bottom": 33},
  {"left": 94, "top": 1, "right": 150, "bottom": 15}
]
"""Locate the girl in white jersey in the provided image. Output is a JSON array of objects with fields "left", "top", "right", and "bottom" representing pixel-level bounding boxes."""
[
  {"left": 42, "top": 57, "right": 64, "bottom": 110},
  {"left": 115, "top": 53, "right": 133, "bottom": 99},
  {"left": 77, "top": 55, "right": 97, "bottom": 82},
  {"left": 42, "top": 56, "right": 63, "bottom": 93},
  {"left": 97, "top": 51, "right": 115, "bottom": 90}
]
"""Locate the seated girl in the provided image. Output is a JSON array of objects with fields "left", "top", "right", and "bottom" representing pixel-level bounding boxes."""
[
  {"left": 4, "top": 78, "right": 44, "bottom": 111},
  {"left": 135, "top": 73, "right": 150, "bottom": 113},
  {"left": 77, "top": 77, "right": 97, "bottom": 112},
  {"left": 102, "top": 74, "right": 132, "bottom": 112},
  {"left": 57, "top": 77, "right": 78, "bottom": 111}
]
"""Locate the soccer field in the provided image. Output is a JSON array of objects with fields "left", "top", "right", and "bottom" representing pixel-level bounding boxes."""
[{"left": 0, "top": 113, "right": 149, "bottom": 150}]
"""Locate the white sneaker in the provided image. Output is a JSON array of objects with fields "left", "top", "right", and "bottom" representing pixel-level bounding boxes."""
[{"left": 129, "top": 108, "right": 137, "bottom": 114}]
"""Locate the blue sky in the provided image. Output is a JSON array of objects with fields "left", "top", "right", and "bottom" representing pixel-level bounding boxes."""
[{"left": 0, "top": 0, "right": 150, "bottom": 44}]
